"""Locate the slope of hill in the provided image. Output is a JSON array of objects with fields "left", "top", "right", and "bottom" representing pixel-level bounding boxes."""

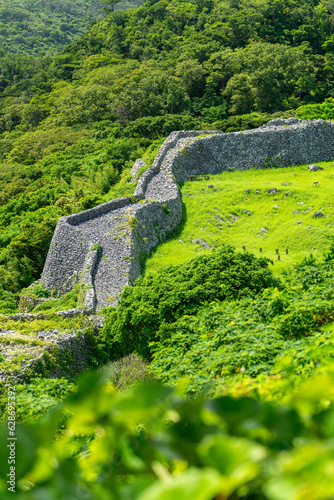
[
  {"left": 146, "top": 160, "right": 334, "bottom": 274},
  {"left": 0, "top": 0, "right": 142, "bottom": 55},
  {"left": 0, "top": 0, "right": 104, "bottom": 55}
]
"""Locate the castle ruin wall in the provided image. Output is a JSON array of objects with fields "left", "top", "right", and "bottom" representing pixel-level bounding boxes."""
[{"left": 41, "top": 119, "right": 334, "bottom": 310}]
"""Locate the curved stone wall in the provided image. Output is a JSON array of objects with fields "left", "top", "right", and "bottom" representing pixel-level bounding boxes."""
[{"left": 41, "top": 118, "right": 334, "bottom": 310}]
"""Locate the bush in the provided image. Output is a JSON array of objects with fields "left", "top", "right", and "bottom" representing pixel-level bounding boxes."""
[
  {"left": 107, "top": 354, "right": 155, "bottom": 389},
  {"left": 122, "top": 113, "right": 203, "bottom": 139},
  {"left": 0, "top": 288, "right": 17, "bottom": 314},
  {"left": 100, "top": 246, "right": 281, "bottom": 360},
  {"left": 149, "top": 256, "right": 334, "bottom": 394},
  {"left": 0, "top": 378, "right": 75, "bottom": 423},
  {"left": 32, "top": 284, "right": 81, "bottom": 312},
  {"left": 295, "top": 98, "right": 334, "bottom": 120}
]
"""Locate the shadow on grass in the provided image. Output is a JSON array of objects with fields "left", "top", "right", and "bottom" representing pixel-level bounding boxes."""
[{"left": 140, "top": 196, "right": 188, "bottom": 275}]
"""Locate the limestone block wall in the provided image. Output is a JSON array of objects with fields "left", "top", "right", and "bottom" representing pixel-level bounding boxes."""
[
  {"left": 171, "top": 118, "right": 334, "bottom": 181},
  {"left": 20, "top": 331, "right": 90, "bottom": 382},
  {"left": 41, "top": 118, "right": 334, "bottom": 310}
]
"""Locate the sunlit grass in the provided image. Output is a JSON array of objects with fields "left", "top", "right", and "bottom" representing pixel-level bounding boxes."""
[
  {"left": 0, "top": 314, "right": 87, "bottom": 334},
  {"left": 145, "top": 160, "right": 334, "bottom": 275}
]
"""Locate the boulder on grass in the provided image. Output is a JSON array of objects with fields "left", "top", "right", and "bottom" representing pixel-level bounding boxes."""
[{"left": 308, "top": 164, "right": 323, "bottom": 171}]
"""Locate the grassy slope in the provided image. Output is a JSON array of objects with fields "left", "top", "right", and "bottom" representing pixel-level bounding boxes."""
[{"left": 146, "top": 160, "right": 334, "bottom": 275}]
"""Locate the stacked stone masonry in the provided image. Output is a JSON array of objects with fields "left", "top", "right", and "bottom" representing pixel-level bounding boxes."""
[{"left": 42, "top": 119, "right": 334, "bottom": 310}]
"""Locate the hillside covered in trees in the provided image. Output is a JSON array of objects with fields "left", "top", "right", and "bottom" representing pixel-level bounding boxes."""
[
  {"left": 0, "top": 0, "right": 105, "bottom": 55},
  {"left": 0, "top": 0, "right": 143, "bottom": 55}
]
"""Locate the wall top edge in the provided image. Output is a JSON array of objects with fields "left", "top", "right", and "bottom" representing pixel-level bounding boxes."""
[
  {"left": 59, "top": 196, "right": 134, "bottom": 226},
  {"left": 54, "top": 118, "right": 333, "bottom": 228}
]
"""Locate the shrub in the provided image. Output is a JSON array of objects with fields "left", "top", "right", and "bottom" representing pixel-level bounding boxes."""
[
  {"left": 107, "top": 354, "right": 155, "bottom": 389},
  {"left": 0, "top": 378, "right": 75, "bottom": 422},
  {"left": 149, "top": 256, "right": 334, "bottom": 394},
  {"left": 32, "top": 284, "right": 81, "bottom": 312},
  {"left": 295, "top": 98, "right": 334, "bottom": 120},
  {"left": 100, "top": 246, "right": 281, "bottom": 360},
  {"left": 0, "top": 288, "right": 17, "bottom": 314}
]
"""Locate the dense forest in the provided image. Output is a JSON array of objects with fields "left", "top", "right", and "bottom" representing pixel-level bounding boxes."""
[
  {"left": 0, "top": 0, "right": 143, "bottom": 55},
  {"left": 1, "top": 0, "right": 334, "bottom": 498},
  {"left": 0, "top": 0, "right": 104, "bottom": 55}
]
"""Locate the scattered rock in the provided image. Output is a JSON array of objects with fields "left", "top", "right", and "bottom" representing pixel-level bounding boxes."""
[
  {"left": 214, "top": 214, "right": 225, "bottom": 224},
  {"left": 218, "top": 214, "right": 234, "bottom": 224},
  {"left": 208, "top": 184, "right": 214, "bottom": 188},
  {"left": 273, "top": 205, "right": 280, "bottom": 209},
  {"left": 312, "top": 212, "right": 326, "bottom": 218},
  {"left": 297, "top": 221, "right": 302, "bottom": 225},
  {"left": 308, "top": 164, "right": 323, "bottom": 171},
  {"left": 256, "top": 190, "right": 261, "bottom": 194},
  {"left": 229, "top": 213, "right": 239, "bottom": 221},
  {"left": 259, "top": 227, "right": 267, "bottom": 232},
  {"left": 242, "top": 209, "right": 251, "bottom": 214},
  {"left": 179, "top": 240, "right": 184, "bottom": 243},
  {"left": 197, "top": 239, "right": 211, "bottom": 249},
  {"left": 266, "top": 188, "right": 278, "bottom": 194},
  {"left": 244, "top": 189, "right": 250, "bottom": 193}
]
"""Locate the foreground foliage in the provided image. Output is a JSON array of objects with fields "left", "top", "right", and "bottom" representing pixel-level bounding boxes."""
[{"left": 1, "top": 368, "right": 334, "bottom": 499}]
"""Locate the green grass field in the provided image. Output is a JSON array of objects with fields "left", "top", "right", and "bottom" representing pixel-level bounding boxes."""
[{"left": 145, "top": 160, "right": 334, "bottom": 275}]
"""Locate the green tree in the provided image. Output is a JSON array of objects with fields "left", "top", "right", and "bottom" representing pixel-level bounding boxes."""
[
  {"left": 224, "top": 43, "right": 315, "bottom": 113},
  {"left": 101, "top": 0, "right": 123, "bottom": 12}
]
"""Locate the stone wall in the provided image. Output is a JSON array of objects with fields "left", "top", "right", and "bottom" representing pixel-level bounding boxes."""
[
  {"left": 20, "top": 331, "right": 90, "bottom": 382},
  {"left": 41, "top": 118, "right": 334, "bottom": 310},
  {"left": 0, "top": 317, "right": 104, "bottom": 384}
]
